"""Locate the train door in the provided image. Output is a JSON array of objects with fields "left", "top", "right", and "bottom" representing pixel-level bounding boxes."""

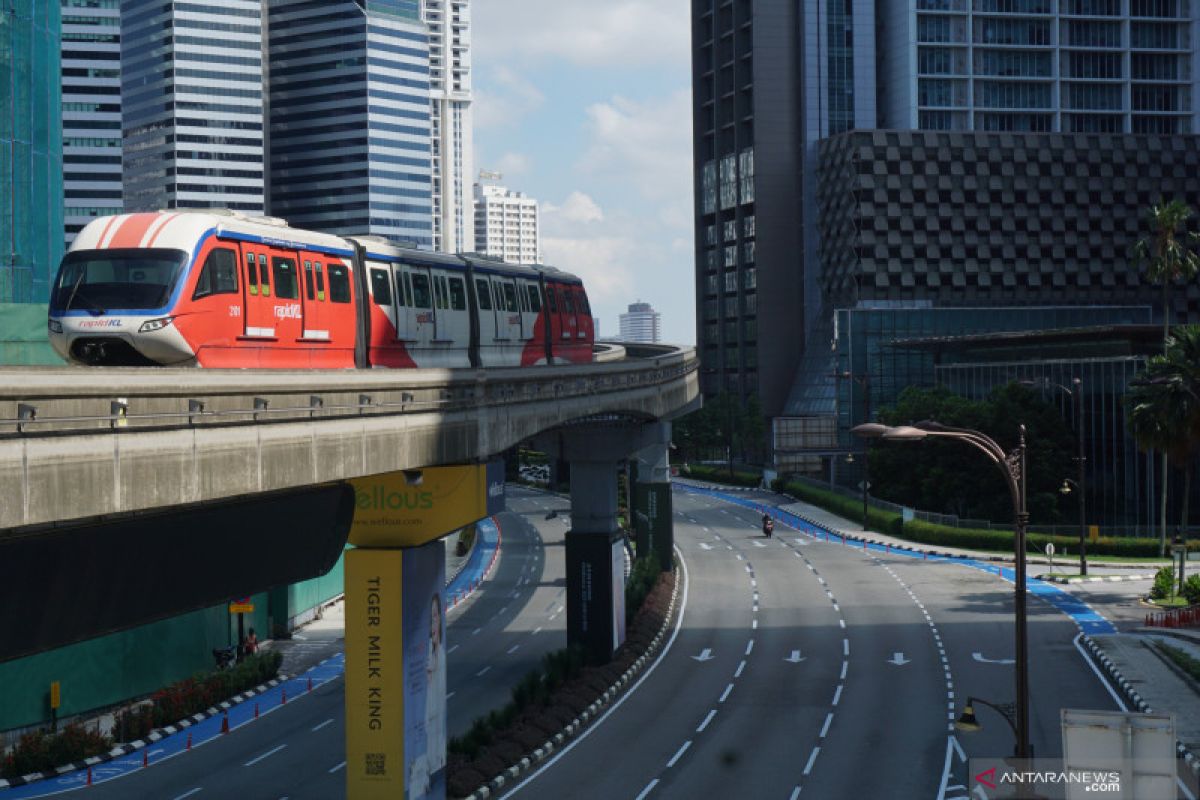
[
  {"left": 391, "top": 264, "right": 415, "bottom": 342},
  {"left": 544, "top": 281, "right": 563, "bottom": 362},
  {"left": 240, "top": 245, "right": 274, "bottom": 338},
  {"left": 302, "top": 257, "right": 329, "bottom": 341},
  {"left": 573, "top": 286, "right": 593, "bottom": 343},
  {"left": 473, "top": 274, "right": 498, "bottom": 364},
  {"left": 269, "top": 252, "right": 303, "bottom": 346},
  {"left": 436, "top": 271, "right": 471, "bottom": 351},
  {"left": 492, "top": 276, "right": 522, "bottom": 343},
  {"left": 406, "top": 264, "right": 436, "bottom": 360}
]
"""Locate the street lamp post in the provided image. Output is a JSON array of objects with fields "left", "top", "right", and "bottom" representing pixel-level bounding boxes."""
[
  {"left": 838, "top": 371, "right": 871, "bottom": 531},
  {"left": 852, "top": 420, "right": 1032, "bottom": 761}
]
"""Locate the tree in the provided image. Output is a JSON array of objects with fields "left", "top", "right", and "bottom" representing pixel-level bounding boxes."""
[
  {"left": 1126, "top": 325, "right": 1200, "bottom": 554},
  {"left": 869, "top": 383, "right": 1074, "bottom": 524},
  {"left": 1132, "top": 200, "right": 1200, "bottom": 552},
  {"left": 671, "top": 392, "right": 768, "bottom": 470}
]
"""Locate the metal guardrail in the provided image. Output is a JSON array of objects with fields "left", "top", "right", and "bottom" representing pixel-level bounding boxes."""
[{"left": 0, "top": 345, "right": 697, "bottom": 437}]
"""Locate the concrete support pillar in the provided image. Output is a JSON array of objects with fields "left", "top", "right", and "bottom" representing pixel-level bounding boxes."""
[
  {"left": 566, "top": 458, "right": 626, "bottom": 665},
  {"left": 633, "top": 423, "right": 674, "bottom": 574}
]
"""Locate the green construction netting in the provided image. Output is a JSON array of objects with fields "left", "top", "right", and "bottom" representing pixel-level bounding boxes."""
[
  {"left": 2, "top": 1, "right": 64, "bottom": 304},
  {"left": 0, "top": 302, "right": 62, "bottom": 364}
]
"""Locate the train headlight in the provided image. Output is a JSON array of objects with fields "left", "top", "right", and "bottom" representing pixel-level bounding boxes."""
[
  {"left": 138, "top": 316, "right": 175, "bottom": 333},
  {"left": 47, "top": 319, "right": 62, "bottom": 334}
]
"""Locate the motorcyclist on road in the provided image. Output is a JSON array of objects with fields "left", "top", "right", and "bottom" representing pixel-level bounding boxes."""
[{"left": 762, "top": 513, "right": 774, "bottom": 537}]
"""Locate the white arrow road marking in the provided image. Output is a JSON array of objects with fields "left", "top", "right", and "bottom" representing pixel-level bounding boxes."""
[
  {"left": 887, "top": 652, "right": 910, "bottom": 666},
  {"left": 699, "top": 543, "right": 713, "bottom": 550},
  {"left": 784, "top": 650, "right": 806, "bottom": 663},
  {"left": 692, "top": 648, "right": 715, "bottom": 662},
  {"left": 753, "top": 541, "right": 767, "bottom": 548},
  {"left": 972, "top": 652, "right": 1015, "bottom": 665}
]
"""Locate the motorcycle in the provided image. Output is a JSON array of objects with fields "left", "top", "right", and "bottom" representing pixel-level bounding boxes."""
[{"left": 762, "top": 517, "right": 774, "bottom": 538}]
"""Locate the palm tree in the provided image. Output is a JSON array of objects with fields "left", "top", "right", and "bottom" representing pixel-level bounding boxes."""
[
  {"left": 1132, "top": 200, "right": 1200, "bottom": 552},
  {"left": 1127, "top": 326, "right": 1200, "bottom": 554}
]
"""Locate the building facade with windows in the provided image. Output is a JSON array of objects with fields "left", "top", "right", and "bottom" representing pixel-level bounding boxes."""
[
  {"left": 423, "top": 0, "right": 473, "bottom": 254},
  {"left": 61, "top": 0, "right": 122, "bottom": 249},
  {"left": 473, "top": 181, "right": 539, "bottom": 264},
  {"left": 267, "top": 0, "right": 433, "bottom": 246},
  {"left": 121, "top": 0, "right": 265, "bottom": 214},
  {"left": 619, "top": 301, "right": 662, "bottom": 344},
  {"left": 2, "top": 0, "right": 63, "bottom": 304}
]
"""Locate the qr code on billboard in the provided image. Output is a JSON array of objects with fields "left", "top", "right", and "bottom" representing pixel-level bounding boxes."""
[{"left": 365, "top": 752, "right": 386, "bottom": 776}]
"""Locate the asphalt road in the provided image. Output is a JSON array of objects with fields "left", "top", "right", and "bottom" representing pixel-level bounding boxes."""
[
  {"left": 65, "top": 486, "right": 569, "bottom": 800},
  {"left": 504, "top": 488, "right": 1141, "bottom": 800}
]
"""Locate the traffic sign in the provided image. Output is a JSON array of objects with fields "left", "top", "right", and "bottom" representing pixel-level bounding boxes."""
[
  {"left": 1046, "top": 543, "right": 1055, "bottom": 556},
  {"left": 229, "top": 602, "right": 254, "bottom": 614},
  {"left": 49, "top": 681, "right": 60, "bottom": 710}
]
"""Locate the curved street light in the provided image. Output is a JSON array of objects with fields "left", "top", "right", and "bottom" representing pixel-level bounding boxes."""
[{"left": 851, "top": 420, "right": 1032, "bottom": 761}]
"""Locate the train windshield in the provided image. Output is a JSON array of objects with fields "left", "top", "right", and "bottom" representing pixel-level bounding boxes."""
[{"left": 50, "top": 249, "right": 188, "bottom": 313}]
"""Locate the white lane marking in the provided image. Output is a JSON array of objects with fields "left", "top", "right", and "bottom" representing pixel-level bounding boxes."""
[
  {"left": 745, "top": 639, "right": 754, "bottom": 655},
  {"left": 533, "top": 627, "right": 543, "bottom": 635},
  {"left": 720, "top": 683, "right": 733, "bottom": 702},
  {"left": 328, "top": 761, "right": 346, "bottom": 774},
  {"left": 447, "top": 691, "right": 455, "bottom": 700},
  {"left": 751, "top": 578, "right": 757, "bottom": 588},
  {"left": 244, "top": 744, "right": 287, "bottom": 767},
  {"left": 476, "top": 666, "right": 491, "bottom": 677},
  {"left": 735, "top": 660, "right": 746, "bottom": 678},
  {"left": 840, "top": 661, "right": 848, "bottom": 680},
  {"left": 736, "top": 554, "right": 744, "bottom": 560},
  {"left": 634, "top": 779, "right": 659, "bottom": 800},
  {"left": 472, "top": 628, "right": 482, "bottom": 635},
  {"left": 448, "top": 644, "right": 460, "bottom": 654},
  {"left": 820, "top": 712, "right": 834, "bottom": 738},
  {"left": 507, "top": 644, "right": 520, "bottom": 654},
  {"left": 803, "top": 746, "right": 820, "bottom": 776},
  {"left": 172, "top": 790, "right": 203, "bottom": 800},
  {"left": 311, "top": 718, "right": 333, "bottom": 732},
  {"left": 843, "top": 639, "right": 850, "bottom": 657},
  {"left": 503, "top": 546, "right": 691, "bottom": 795},
  {"left": 667, "top": 740, "right": 692, "bottom": 768},
  {"left": 789, "top": 788, "right": 801, "bottom": 800},
  {"left": 839, "top": 619, "right": 846, "bottom": 629},
  {"left": 833, "top": 685, "right": 843, "bottom": 706},
  {"left": 752, "top": 619, "right": 758, "bottom": 630},
  {"left": 697, "top": 709, "right": 717, "bottom": 732}
]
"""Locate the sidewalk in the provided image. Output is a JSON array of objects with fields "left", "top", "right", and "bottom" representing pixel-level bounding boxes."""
[{"left": 684, "top": 482, "right": 1200, "bottom": 784}]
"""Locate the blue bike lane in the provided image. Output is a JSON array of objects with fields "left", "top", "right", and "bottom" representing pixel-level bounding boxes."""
[{"left": 0, "top": 516, "right": 503, "bottom": 798}]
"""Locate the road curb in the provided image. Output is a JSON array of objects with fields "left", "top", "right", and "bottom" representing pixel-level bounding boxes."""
[
  {"left": 0, "top": 674, "right": 291, "bottom": 790},
  {"left": 1039, "top": 573, "right": 1157, "bottom": 584},
  {"left": 463, "top": 558, "right": 683, "bottom": 800},
  {"left": 1078, "top": 634, "right": 1200, "bottom": 781}
]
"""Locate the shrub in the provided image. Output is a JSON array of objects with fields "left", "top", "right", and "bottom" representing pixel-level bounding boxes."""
[
  {"left": 1183, "top": 573, "right": 1200, "bottom": 605},
  {"left": 624, "top": 556, "right": 659, "bottom": 624},
  {"left": 1, "top": 723, "right": 111, "bottom": 781},
  {"left": 1151, "top": 566, "right": 1175, "bottom": 600}
]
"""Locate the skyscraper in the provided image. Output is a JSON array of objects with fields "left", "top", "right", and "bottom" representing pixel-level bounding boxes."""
[
  {"left": 1, "top": 0, "right": 63, "bottom": 303},
  {"left": 121, "top": 0, "right": 265, "bottom": 214},
  {"left": 691, "top": 1, "right": 1200, "bottom": 418},
  {"left": 424, "top": 0, "right": 474, "bottom": 254},
  {"left": 268, "top": 0, "right": 433, "bottom": 246},
  {"left": 619, "top": 302, "right": 662, "bottom": 344},
  {"left": 61, "top": 0, "right": 122, "bottom": 249},
  {"left": 473, "top": 179, "right": 540, "bottom": 264}
]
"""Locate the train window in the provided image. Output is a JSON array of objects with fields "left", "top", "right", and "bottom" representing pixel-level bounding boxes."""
[
  {"left": 273, "top": 257, "right": 299, "bottom": 300},
  {"left": 258, "top": 253, "right": 270, "bottom": 296},
  {"left": 411, "top": 273, "right": 431, "bottom": 308},
  {"left": 448, "top": 277, "right": 466, "bottom": 310},
  {"left": 403, "top": 272, "right": 413, "bottom": 307},
  {"left": 304, "top": 261, "right": 315, "bottom": 301},
  {"left": 475, "top": 278, "right": 493, "bottom": 310},
  {"left": 503, "top": 282, "right": 518, "bottom": 312},
  {"left": 328, "top": 264, "right": 352, "bottom": 303},
  {"left": 193, "top": 248, "right": 238, "bottom": 300},
  {"left": 561, "top": 289, "right": 575, "bottom": 314},
  {"left": 393, "top": 269, "right": 407, "bottom": 307},
  {"left": 370, "top": 268, "right": 392, "bottom": 307},
  {"left": 314, "top": 262, "right": 326, "bottom": 300},
  {"left": 517, "top": 283, "right": 529, "bottom": 312},
  {"left": 545, "top": 285, "right": 557, "bottom": 312},
  {"left": 577, "top": 290, "right": 591, "bottom": 314},
  {"left": 246, "top": 253, "right": 258, "bottom": 295},
  {"left": 527, "top": 284, "right": 541, "bottom": 312},
  {"left": 433, "top": 275, "right": 448, "bottom": 310}
]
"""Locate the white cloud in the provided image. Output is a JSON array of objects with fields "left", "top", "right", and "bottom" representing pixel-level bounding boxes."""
[
  {"left": 473, "top": 67, "right": 545, "bottom": 130},
  {"left": 491, "top": 152, "right": 531, "bottom": 177},
  {"left": 544, "top": 191, "right": 604, "bottom": 224},
  {"left": 473, "top": 1, "right": 689, "bottom": 68},
  {"left": 542, "top": 235, "right": 636, "bottom": 301}
]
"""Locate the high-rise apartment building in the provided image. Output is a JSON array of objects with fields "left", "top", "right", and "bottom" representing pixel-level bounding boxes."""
[
  {"left": 268, "top": 0, "right": 433, "bottom": 246},
  {"left": 473, "top": 180, "right": 540, "bottom": 264},
  {"left": 424, "top": 0, "right": 473, "bottom": 254},
  {"left": 2, "top": 0, "right": 63, "bottom": 304},
  {"left": 619, "top": 302, "right": 662, "bottom": 344},
  {"left": 692, "top": 0, "right": 1200, "bottom": 418},
  {"left": 121, "top": 0, "right": 265, "bottom": 214},
  {"left": 61, "top": 0, "right": 122, "bottom": 249}
]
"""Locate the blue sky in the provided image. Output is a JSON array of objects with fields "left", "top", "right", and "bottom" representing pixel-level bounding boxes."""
[{"left": 472, "top": 0, "right": 695, "bottom": 344}]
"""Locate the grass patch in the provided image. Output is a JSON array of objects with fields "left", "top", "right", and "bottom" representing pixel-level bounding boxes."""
[
  {"left": 1154, "top": 641, "right": 1200, "bottom": 683},
  {"left": 1149, "top": 595, "right": 1190, "bottom": 608}
]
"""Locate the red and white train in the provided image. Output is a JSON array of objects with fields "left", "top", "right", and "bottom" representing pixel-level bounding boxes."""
[{"left": 48, "top": 210, "right": 595, "bottom": 368}]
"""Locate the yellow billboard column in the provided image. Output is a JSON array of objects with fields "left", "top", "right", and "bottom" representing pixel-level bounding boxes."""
[{"left": 346, "top": 548, "right": 407, "bottom": 799}]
